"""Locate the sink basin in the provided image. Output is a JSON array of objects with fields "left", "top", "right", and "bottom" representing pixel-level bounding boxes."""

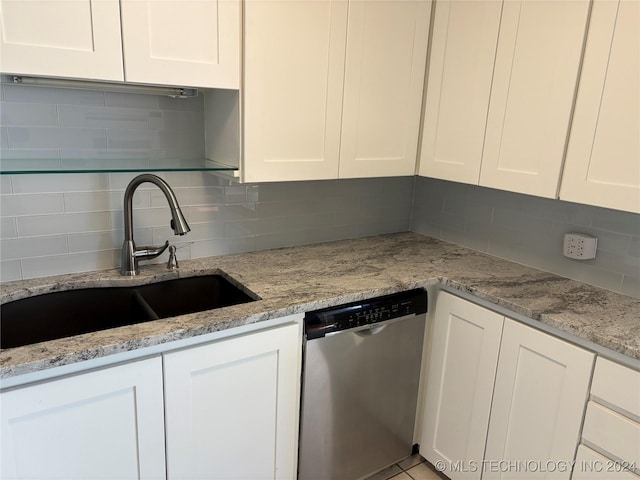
[{"left": 0, "top": 275, "right": 256, "bottom": 349}]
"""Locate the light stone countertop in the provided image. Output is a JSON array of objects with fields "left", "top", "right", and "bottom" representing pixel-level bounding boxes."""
[{"left": 1, "top": 232, "right": 639, "bottom": 379}]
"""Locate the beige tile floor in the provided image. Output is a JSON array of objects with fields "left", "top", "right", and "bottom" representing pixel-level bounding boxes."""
[{"left": 365, "top": 454, "right": 447, "bottom": 480}]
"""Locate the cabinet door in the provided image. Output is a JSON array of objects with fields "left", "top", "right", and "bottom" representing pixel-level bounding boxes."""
[
  {"left": 163, "top": 323, "right": 302, "bottom": 480},
  {"left": 120, "top": 0, "right": 240, "bottom": 89},
  {"left": 0, "top": 0, "right": 123, "bottom": 81},
  {"left": 560, "top": 0, "right": 640, "bottom": 214},
  {"left": 480, "top": 0, "right": 590, "bottom": 198},
  {"left": 573, "top": 445, "right": 639, "bottom": 480},
  {"left": 418, "top": 0, "right": 502, "bottom": 184},
  {"left": 243, "top": 0, "right": 348, "bottom": 182},
  {"left": 483, "top": 319, "right": 594, "bottom": 480},
  {"left": 0, "top": 358, "right": 166, "bottom": 480},
  {"left": 420, "top": 291, "right": 504, "bottom": 480},
  {"left": 338, "top": 0, "right": 430, "bottom": 179}
]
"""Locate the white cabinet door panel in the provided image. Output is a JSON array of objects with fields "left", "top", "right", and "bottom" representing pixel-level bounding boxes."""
[
  {"left": 243, "top": 0, "right": 348, "bottom": 182},
  {"left": 560, "top": 0, "right": 640, "bottom": 214},
  {"left": 0, "top": 0, "right": 123, "bottom": 81},
  {"left": 0, "top": 358, "right": 166, "bottom": 480},
  {"left": 418, "top": 0, "right": 502, "bottom": 184},
  {"left": 120, "top": 0, "right": 240, "bottom": 89},
  {"left": 483, "top": 319, "right": 594, "bottom": 479},
  {"left": 164, "top": 323, "right": 301, "bottom": 480},
  {"left": 573, "top": 445, "right": 639, "bottom": 480},
  {"left": 420, "top": 291, "right": 504, "bottom": 480},
  {"left": 339, "top": 0, "right": 430, "bottom": 178},
  {"left": 480, "top": 0, "right": 590, "bottom": 198},
  {"left": 590, "top": 357, "right": 640, "bottom": 419},
  {"left": 582, "top": 401, "right": 640, "bottom": 468}
]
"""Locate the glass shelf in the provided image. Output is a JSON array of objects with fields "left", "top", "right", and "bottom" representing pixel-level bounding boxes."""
[{"left": 0, "top": 157, "right": 238, "bottom": 175}]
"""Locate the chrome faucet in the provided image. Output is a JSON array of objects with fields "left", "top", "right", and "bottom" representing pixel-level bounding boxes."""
[{"left": 121, "top": 174, "right": 190, "bottom": 276}]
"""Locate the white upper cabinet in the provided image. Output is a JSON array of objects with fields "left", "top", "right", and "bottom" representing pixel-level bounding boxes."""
[
  {"left": 0, "top": 0, "right": 124, "bottom": 81},
  {"left": 418, "top": 0, "right": 502, "bottom": 184},
  {"left": 242, "top": 0, "right": 430, "bottom": 182},
  {"left": 338, "top": 0, "right": 431, "bottom": 178},
  {"left": 480, "top": 0, "right": 590, "bottom": 198},
  {"left": 560, "top": 0, "right": 640, "bottom": 214},
  {"left": 419, "top": 0, "right": 590, "bottom": 199},
  {"left": 243, "top": 0, "right": 348, "bottom": 182},
  {"left": 0, "top": 0, "right": 240, "bottom": 89},
  {"left": 120, "top": 0, "right": 240, "bottom": 89}
]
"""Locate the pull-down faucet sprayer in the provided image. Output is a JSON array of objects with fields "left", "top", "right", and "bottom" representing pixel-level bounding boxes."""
[{"left": 121, "top": 174, "right": 190, "bottom": 276}]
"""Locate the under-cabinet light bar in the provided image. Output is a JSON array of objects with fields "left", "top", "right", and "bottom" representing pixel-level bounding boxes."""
[{"left": 11, "top": 76, "right": 198, "bottom": 98}]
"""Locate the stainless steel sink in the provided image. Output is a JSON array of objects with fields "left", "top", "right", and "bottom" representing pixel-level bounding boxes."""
[{"left": 0, "top": 275, "right": 256, "bottom": 349}]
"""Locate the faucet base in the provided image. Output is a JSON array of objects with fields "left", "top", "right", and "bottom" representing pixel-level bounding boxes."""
[{"left": 121, "top": 240, "right": 139, "bottom": 276}]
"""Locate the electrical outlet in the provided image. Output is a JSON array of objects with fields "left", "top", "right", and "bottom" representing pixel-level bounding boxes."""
[{"left": 563, "top": 233, "right": 597, "bottom": 260}]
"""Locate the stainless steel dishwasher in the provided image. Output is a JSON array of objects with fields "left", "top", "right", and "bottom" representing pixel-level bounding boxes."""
[{"left": 298, "top": 289, "right": 427, "bottom": 480}]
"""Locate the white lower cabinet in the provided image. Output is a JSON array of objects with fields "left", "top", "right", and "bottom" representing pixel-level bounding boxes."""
[
  {"left": 573, "top": 445, "right": 639, "bottom": 480},
  {"left": 420, "top": 291, "right": 504, "bottom": 480},
  {"left": 163, "top": 322, "right": 302, "bottom": 480},
  {"left": 420, "top": 291, "right": 594, "bottom": 480},
  {"left": 0, "top": 321, "right": 302, "bottom": 480},
  {"left": 574, "top": 357, "right": 640, "bottom": 480},
  {"left": 0, "top": 357, "right": 166, "bottom": 480},
  {"left": 483, "top": 320, "right": 594, "bottom": 480}
]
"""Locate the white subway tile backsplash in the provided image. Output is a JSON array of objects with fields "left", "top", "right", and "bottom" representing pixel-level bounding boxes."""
[
  {"left": 1, "top": 126, "right": 8, "bottom": 147},
  {"left": 1, "top": 102, "right": 58, "bottom": 127},
  {"left": 2, "top": 84, "right": 105, "bottom": 106},
  {"left": 110, "top": 206, "right": 177, "bottom": 231},
  {"left": 582, "top": 228, "right": 632, "bottom": 255},
  {"left": 8, "top": 126, "right": 108, "bottom": 149},
  {"left": 356, "top": 219, "right": 401, "bottom": 237},
  {"left": 0, "top": 217, "right": 17, "bottom": 239},
  {"left": 223, "top": 219, "right": 261, "bottom": 238},
  {"left": 150, "top": 186, "right": 223, "bottom": 208},
  {"left": 21, "top": 250, "right": 117, "bottom": 279},
  {"left": 411, "top": 177, "right": 640, "bottom": 298},
  {"left": 1, "top": 193, "right": 64, "bottom": 217},
  {"left": 592, "top": 208, "right": 640, "bottom": 236},
  {"left": 620, "top": 275, "right": 640, "bottom": 298},
  {"left": 1, "top": 148, "right": 61, "bottom": 160},
  {"left": 64, "top": 190, "right": 149, "bottom": 213},
  {"left": 629, "top": 237, "right": 640, "bottom": 258},
  {"left": 104, "top": 91, "right": 204, "bottom": 112},
  {"left": 1, "top": 175, "right": 12, "bottom": 194},
  {"left": 1, "top": 235, "right": 67, "bottom": 261},
  {"left": 58, "top": 105, "right": 155, "bottom": 130},
  {"left": 190, "top": 236, "right": 256, "bottom": 258},
  {"left": 17, "top": 212, "right": 112, "bottom": 237},
  {"left": 68, "top": 230, "right": 117, "bottom": 253},
  {"left": 0, "top": 260, "right": 22, "bottom": 282},
  {"left": 12, "top": 173, "right": 109, "bottom": 194}
]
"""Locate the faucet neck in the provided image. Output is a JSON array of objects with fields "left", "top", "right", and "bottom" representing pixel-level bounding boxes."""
[
  {"left": 121, "top": 174, "right": 190, "bottom": 276},
  {"left": 123, "top": 174, "right": 184, "bottom": 241}
]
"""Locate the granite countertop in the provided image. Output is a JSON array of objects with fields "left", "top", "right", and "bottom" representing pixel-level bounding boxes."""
[{"left": 1, "top": 232, "right": 639, "bottom": 379}]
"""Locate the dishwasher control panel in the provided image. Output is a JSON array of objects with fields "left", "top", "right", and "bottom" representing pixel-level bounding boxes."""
[{"left": 304, "top": 288, "right": 427, "bottom": 339}]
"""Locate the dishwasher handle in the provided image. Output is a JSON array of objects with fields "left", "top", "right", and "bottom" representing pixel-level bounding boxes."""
[{"left": 355, "top": 324, "right": 387, "bottom": 336}]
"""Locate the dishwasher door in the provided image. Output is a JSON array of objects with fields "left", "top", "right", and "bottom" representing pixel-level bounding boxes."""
[{"left": 298, "top": 312, "right": 426, "bottom": 480}]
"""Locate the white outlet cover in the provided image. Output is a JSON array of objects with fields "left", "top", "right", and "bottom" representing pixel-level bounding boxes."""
[{"left": 563, "top": 233, "right": 597, "bottom": 260}]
